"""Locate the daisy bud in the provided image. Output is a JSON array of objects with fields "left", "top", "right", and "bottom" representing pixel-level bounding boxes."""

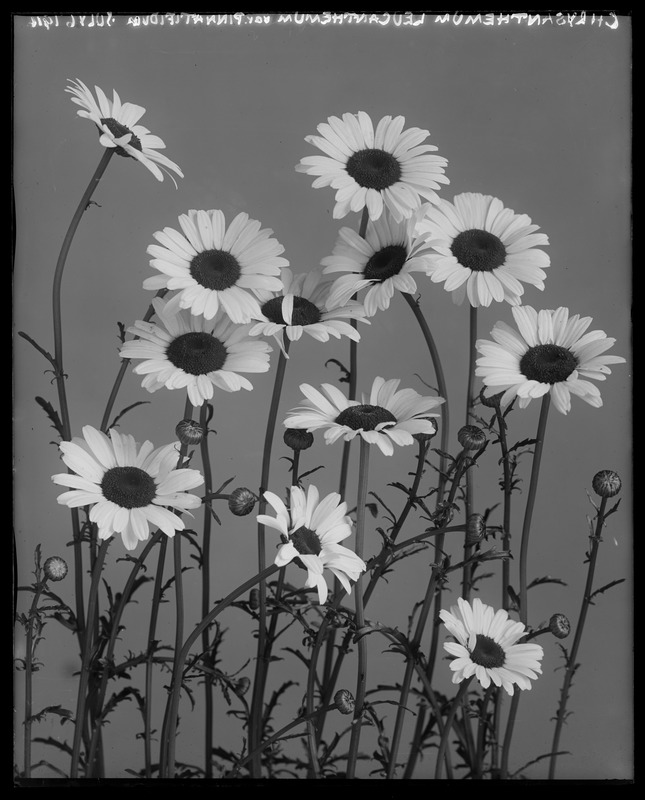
[
  {"left": 458, "top": 425, "right": 487, "bottom": 451},
  {"left": 228, "top": 487, "right": 258, "bottom": 516},
  {"left": 234, "top": 676, "right": 251, "bottom": 697},
  {"left": 479, "top": 387, "right": 503, "bottom": 408},
  {"left": 283, "top": 428, "right": 314, "bottom": 451},
  {"left": 249, "top": 588, "right": 260, "bottom": 610},
  {"left": 549, "top": 613, "right": 571, "bottom": 639},
  {"left": 466, "top": 513, "right": 486, "bottom": 546},
  {"left": 592, "top": 470, "right": 622, "bottom": 498},
  {"left": 413, "top": 417, "right": 438, "bottom": 443},
  {"left": 43, "top": 556, "right": 68, "bottom": 582},
  {"left": 334, "top": 689, "right": 355, "bottom": 715},
  {"left": 175, "top": 418, "right": 206, "bottom": 446}
]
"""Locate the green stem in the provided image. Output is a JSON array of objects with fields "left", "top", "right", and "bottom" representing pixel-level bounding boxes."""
[
  {"left": 249, "top": 337, "right": 290, "bottom": 777},
  {"left": 345, "top": 438, "right": 370, "bottom": 779},
  {"left": 161, "top": 563, "right": 280, "bottom": 778},
  {"left": 23, "top": 581, "right": 46, "bottom": 778},
  {"left": 548, "top": 497, "right": 608, "bottom": 779},
  {"left": 69, "top": 539, "right": 110, "bottom": 778},
  {"left": 144, "top": 536, "right": 168, "bottom": 778},
  {"left": 435, "top": 677, "right": 473, "bottom": 779},
  {"left": 462, "top": 305, "right": 478, "bottom": 602}
]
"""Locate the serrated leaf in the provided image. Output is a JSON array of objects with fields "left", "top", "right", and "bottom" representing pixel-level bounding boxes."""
[
  {"left": 589, "top": 578, "right": 625, "bottom": 601},
  {"left": 34, "top": 396, "right": 64, "bottom": 439},
  {"left": 108, "top": 401, "right": 151, "bottom": 431},
  {"left": 528, "top": 575, "right": 568, "bottom": 589}
]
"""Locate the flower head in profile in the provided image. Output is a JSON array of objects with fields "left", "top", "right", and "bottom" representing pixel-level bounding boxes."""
[
  {"left": 66, "top": 78, "right": 183, "bottom": 185},
  {"left": 417, "top": 193, "right": 550, "bottom": 307},
  {"left": 52, "top": 426, "right": 204, "bottom": 551},
  {"left": 257, "top": 484, "right": 366, "bottom": 604},
  {"left": 249, "top": 267, "right": 369, "bottom": 353},
  {"left": 321, "top": 206, "right": 434, "bottom": 316},
  {"left": 119, "top": 297, "right": 272, "bottom": 407},
  {"left": 143, "top": 209, "right": 287, "bottom": 324},
  {"left": 296, "top": 111, "right": 449, "bottom": 222},
  {"left": 476, "top": 306, "right": 626, "bottom": 414},
  {"left": 440, "top": 597, "right": 544, "bottom": 696},
  {"left": 284, "top": 376, "right": 443, "bottom": 456}
]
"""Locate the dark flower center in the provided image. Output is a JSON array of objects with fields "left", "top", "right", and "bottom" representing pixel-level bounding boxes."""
[
  {"left": 335, "top": 404, "right": 397, "bottom": 431},
  {"left": 345, "top": 148, "right": 402, "bottom": 191},
  {"left": 100, "top": 117, "right": 142, "bottom": 155},
  {"left": 363, "top": 244, "right": 408, "bottom": 282},
  {"left": 519, "top": 344, "right": 578, "bottom": 384},
  {"left": 189, "top": 250, "right": 241, "bottom": 291},
  {"left": 450, "top": 229, "right": 507, "bottom": 272},
  {"left": 290, "top": 525, "right": 323, "bottom": 557},
  {"left": 470, "top": 634, "right": 506, "bottom": 669},
  {"left": 261, "top": 295, "right": 322, "bottom": 326},
  {"left": 166, "top": 332, "right": 228, "bottom": 375},
  {"left": 101, "top": 466, "right": 157, "bottom": 509}
]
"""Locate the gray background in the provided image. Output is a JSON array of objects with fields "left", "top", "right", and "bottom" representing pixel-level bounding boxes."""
[{"left": 14, "top": 13, "right": 631, "bottom": 780}]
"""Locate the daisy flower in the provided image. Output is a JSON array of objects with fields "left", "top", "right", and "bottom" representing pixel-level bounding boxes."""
[
  {"left": 321, "top": 206, "right": 434, "bottom": 316},
  {"left": 417, "top": 192, "right": 550, "bottom": 307},
  {"left": 284, "top": 376, "right": 443, "bottom": 456},
  {"left": 143, "top": 209, "right": 288, "bottom": 324},
  {"left": 476, "top": 306, "right": 626, "bottom": 415},
  {"left": 66, "top": 78, "right": 183, "bottom": 185},
  {"left": 52, "top": 426, "right": 204, "bottom": 552},
  {"left": 119, "top": 296, "right": 273, "bottom": 407},
  {"left": 248, "top": 267, "right": 369, "bottom": 353},
  {"left": 257, "top": 484, "right": 366, "bottom": 604},
  {"left": 440, "top": 597, "right": 544, "bottom": 696},
  {"left": 296, "top": 111, "right": 449, "bottom": 222}
]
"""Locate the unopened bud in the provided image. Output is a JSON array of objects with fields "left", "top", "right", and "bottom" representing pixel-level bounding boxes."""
[
  {"left": 249, "top": 588, "right": 260, "bottom": 610},
  {"left": 175, "top": 418, "right": 206, "bottom": 446},
  {"left": 466, "top": 513, "right": 486, "bottom": 545},
  {"left": 549, "top": 613, "right": 571, "bottom": 639},
  {"left": 234, "top": 676, "right": 250, "bottom": 696},
  {"left": 413, "top": 417, "right": 437, "bottom": 443},
  {"left": 228, "top": 487, "right": 258, "bottom": 516},
  {"left": 43, "top": 556, "right": 68, "bottom": 582},
  {"left": 283, "top": 428, "right": 314, "bottom": 451},
  {"left": 592, "top": 470, "right": 622, "bottom": 499},
  {"left": 458, "top": 425, "right": 487, "bottom": 451},
  {"left": 334, "top": 689, "right": 355, "bottom": 715},
  {"left": 479, "top": 387, "right": 504, "bottom": 408}
]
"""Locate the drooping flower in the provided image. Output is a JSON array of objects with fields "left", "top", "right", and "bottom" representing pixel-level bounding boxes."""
[
  {"left": 66, "top": 78, "right": 183, "bottom": 185},
  {"left": 248, "top": 267, "right": 369, "bottom": 353},
  {"left": 119, "top": 297, "right": 272, "bottom": 407},
  {"left": 284, "top": 376, "right": 443, "bottom": 457},
  {"left": 476, "top": 306, "right": 626, "bottom": 414},
  {"left": 440, "top": 597, "right": 544, "bottom": 696},
  {"left": 321, "top": 206, "right": 435, "bottom": 316},
  {"left": 142, "top": 209, "right": 287, "bottom": 323},
  {"left": 52, "top": 426, "right": 204, "bottom": 551},
  {"left": 417, "top": 193, "right": 550, "bottom": 307},
  {"left": 296, "top": 111, "right": 449, "bottom": 222},
  {"left": 257, "top": 484, "right": 366, "bottom": 604}
]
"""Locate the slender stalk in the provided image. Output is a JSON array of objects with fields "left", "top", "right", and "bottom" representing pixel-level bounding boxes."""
[
  {"left": 198, "top": 403, "right": 215, "bottom": 778},
  {"left": 345, "top": 438, "right": 370, "bottom": 779},
  {"left": 69, "top": 539, "right": 110, "bottom": 778},
  {"left": 161, "top": 563, "right": 280, "bottom": 778},
  {"left": 462, "top": 305, "right": 478, "bottom": 601},
  {"left": 22, "top": 580, "right": 46, "bottom": 778},
  {"left": 500, "top": 394, "right": 551, "bottom": 777},
  {"left": 548, "top": 496, "right": 609, "bottom": 779},
  {"left": 144, "top": 536, "right": 168, "bottom": 777},
  {"left": 249, "top": 337, "right": 290, "bottom": 776},
  {"left": 435, "top": 677, "right": 473, "bottom": 779},
  {"left": 474, "top": 684, "right": 496, "bottom": 778}
]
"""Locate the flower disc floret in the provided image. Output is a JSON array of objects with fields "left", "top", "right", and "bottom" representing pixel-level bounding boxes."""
[
  {"left": 476, "top": 306, "right": 626, "bottom": 414},
  {"left": 296, "top": 111, "right": 449, "bottom": 222},
  {"left": 257, "top": 485, "right": 366, "bottom": 604},
  {"left": 52, "top": 426, "right": 204, "bottom": 551}
]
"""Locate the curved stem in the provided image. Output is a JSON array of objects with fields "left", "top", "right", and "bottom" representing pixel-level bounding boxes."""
[
  {"left": 249, "top": 337, "right": 290, "bottom": 776},
  {"left": 345, "top": 438, "right": 370, "bottom": 779},
  {"left": 69, "top": 539, "right": 110, "bottom": 778},
  {"left": 23, "top": 581, "right": 46, "bottom": 778},
  {"left": 548, "top": 496, "right": 608, "bottom": 779},
  {"left": 435, "top": 677, "right": 473, "bottom": 779}
]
